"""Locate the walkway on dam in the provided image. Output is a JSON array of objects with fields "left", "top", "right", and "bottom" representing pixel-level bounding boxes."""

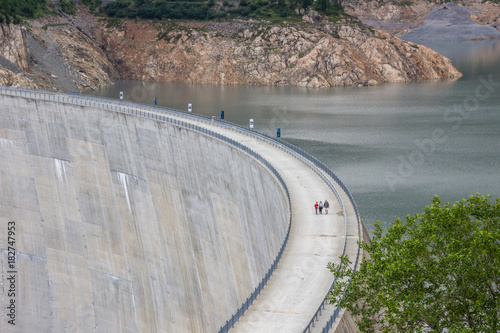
[
  {"left": 0, "top": 89, "right": 361, "bottom": 332},
  {"left": 140, "top": 107, "right": 362, "bottom": 332}
]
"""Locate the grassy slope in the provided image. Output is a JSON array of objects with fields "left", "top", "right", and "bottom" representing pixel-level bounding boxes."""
[{"left": 99, "top": 0, "right": 347, "bottom": 24}]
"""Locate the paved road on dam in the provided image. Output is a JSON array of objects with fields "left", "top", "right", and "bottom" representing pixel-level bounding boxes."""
[
  {"left": 0, "top": 90, "right": 361, "bottom": 332},
  {"left": 53, "top": 94, "right": 362, "bottom": 331},
  {"left": 141, "top": 106, "right": 362, "bottom": 332}
]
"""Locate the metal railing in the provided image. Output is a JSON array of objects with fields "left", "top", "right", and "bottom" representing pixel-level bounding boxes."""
[
  {"left": 0, "top": 86, "right": 362, "bottom": 333},
  {"left": 269, "top": 140, "right": 362, "bottom": 332},
  {"left": 211, "top": 120, "right": 362, "bottom": 332},
  {"left": 0, "top": 86, "right": 293, "bottom": 332}
]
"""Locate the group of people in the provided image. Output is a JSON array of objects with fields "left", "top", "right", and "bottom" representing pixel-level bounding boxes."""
[{"left": 314, "top": 200, "right": 329, "bottom": 215}]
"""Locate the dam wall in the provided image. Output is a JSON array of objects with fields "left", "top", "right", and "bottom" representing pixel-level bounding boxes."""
[{"left": 0, "top": 93, "right": 289, "bottom": 332}]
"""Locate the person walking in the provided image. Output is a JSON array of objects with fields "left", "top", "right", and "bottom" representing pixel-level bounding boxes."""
[
  {"left": 319, "top": 201, "right": 323, "bottom": 214},
  {"left": 314, "top": 202, "right": 319, "bottom": 215},
  {"left": 324, "top": 200, "right": 329, "bottom": 215}
]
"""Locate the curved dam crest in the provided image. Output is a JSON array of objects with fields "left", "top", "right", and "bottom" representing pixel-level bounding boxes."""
[{"left": 0, "top": 94, "right": 289, "bottom": 332}]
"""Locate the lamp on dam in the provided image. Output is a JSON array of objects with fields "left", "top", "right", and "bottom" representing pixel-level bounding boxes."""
[
  {"left": 249, "top": 119, "right": 254, "bottom": 129},
  {"left": 119, "top": 91, "right": 123, "bottom": 100},
  {"left": 188, "top": 103, "right": 192, "bottom": 112},
  {"left": 277, "top": 128, "right": 281, "bottom": 138}
]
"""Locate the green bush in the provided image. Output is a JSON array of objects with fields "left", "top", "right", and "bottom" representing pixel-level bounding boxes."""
[
  {"left": 99, "top": 0, "right": 344, "bottom": 22},
  {"left": 59, "top": 0, "right": 76, "bottom": 14},
  {"left": 0, "top": 0, "right": 52, "bottom": 23},
  {"left": 239, "top": 6, "right": 250, "bottom": 16},
  {"left": 137, "top": 4, "right": 155, "bottom": 18},
  {"left": 116, "top": 8, "right": 127, "bottom": 17},
  {"left": 127, "top": 9, "right": 137, "bottom": 18}
]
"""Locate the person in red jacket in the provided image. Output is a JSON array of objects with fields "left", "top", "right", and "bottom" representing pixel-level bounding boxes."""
[{"left": 314, "top": 202, "right": 319, "bottom": 215}]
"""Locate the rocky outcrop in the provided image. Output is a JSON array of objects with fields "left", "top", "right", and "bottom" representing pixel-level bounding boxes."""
[
  {"left": 344, "top": 0, "right": 435, "bottom": 26},
  {"left": 0, "top": 14, "right": 116, "bottom": 92},
  {"left": 0, "top": 24, "right": 43, "bottom": 89},
  {"left": 100, "top": 20, "right": 461, "bottom": 88},
  {"left": 0, "top": 24, "right": 30, "bottom": 71},
  {"left": 344, "top": 0, "right": 500, "bottom": 36},
  {"left": 0, "top": 8, "right": 462, "bottom": 91},
  {"left": 401, "top": 3, "right": 500, "bottom": 42},
  {"left": 0, "top": 67, "right": 40, "bottom": 88}
]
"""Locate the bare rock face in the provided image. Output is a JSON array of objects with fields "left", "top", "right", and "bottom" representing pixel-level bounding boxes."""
[
  {"left": 0, "top": 67, "right": 40, "bottom": 88},
  {"left": 0, "top": 24, "right": 30, "bottom": 71},
  {"left": 0, "top": 15, "right": 116, "bottom": 92},
  {"left": 468, "top": 1, "right": 500, "bottom": 30},
  {"left": 302, "top": 9, "right": 322, "bottom": 23},
  {"left": 0, "top": 24, "right": 49, "bottom": 90},
  {"left": 401, "top": 3, "right": 500, "bottom": 42},
  {"left": 25, "top": 16, "right": 117, "bottom": 92},
  {"left": 100, "top": 20, "right": 461, "bottom": 88},
  {"left": 0, "top": 8, "right": 461, "bottom": 91},
  {"left": 344, "top": 0, "right": 435, "bottom": 25},
  {"left": 344, "top": 0, "right": 500, "bottom": 35}
]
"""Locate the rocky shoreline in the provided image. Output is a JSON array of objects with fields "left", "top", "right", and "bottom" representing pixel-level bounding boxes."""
[
  {"left": 401, "top": 3, "right": 500, "bottom": 43},
  {"left": 344, "top": 0, "right": 500, "bottom": 37},
  {"left": 0, "top": 7, "right": 462, "bottom": 92}
]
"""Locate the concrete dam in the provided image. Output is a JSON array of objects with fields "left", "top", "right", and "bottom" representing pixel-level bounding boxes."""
[{"left": 0, "top": 88, "right": 365, "bottom": 332}]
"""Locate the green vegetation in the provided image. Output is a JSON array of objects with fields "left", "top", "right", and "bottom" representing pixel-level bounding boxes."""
[
  {"left": 0, "top": 0, "right": 79, "bottom": 24},
  {"left": 42, "top": 22, "right": 69, "bottom": 30},
  {"left": 0, "top": 0, "right": 346, "bottom": 24},
  {"left": 390, "top": 0, "right": 414, "bottom": 5},
  {"left": 0, "top": 0, "right": 51, "bottom": 24},
  {"left": 59, "top": 0, "right": 76, "bottom": 14},
  {"left": 328, "top": 194, "right": 499, "bottom": 333},
  {"left": 101, "top": 0, "right": 344, "bottom": 22},
  {"left": 81, "top": 0, "right": 102, "bottom": 12}
]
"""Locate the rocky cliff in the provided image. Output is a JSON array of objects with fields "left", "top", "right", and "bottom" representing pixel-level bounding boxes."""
[
  {"left": 0, "top": 7, "right": 462, "bottom": 91},
  {"left": 344, "top": 0, "right": 500, "bottom": 36},
  {"left": 401, "top": 3, "right": 500, "bottom": 42},
  {"left": 0, "top": 13, "right": 116, "bottom": 91},
  {"left": 99, "top": 19, "right": 461, "bottom": 87},
  {"left": 0, "top": 24, "right": 40, "bottom": 89}
]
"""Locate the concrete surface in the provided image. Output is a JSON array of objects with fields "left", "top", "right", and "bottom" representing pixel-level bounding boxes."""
[
  {"left": 0, "top": 93, "right": 289, "bottom": 332},
  {"left": 142, "top": 101, "right": 363, "bottom": 332},
  {"left": 0, "top": 89, "right": 363, "bottom": 332}
]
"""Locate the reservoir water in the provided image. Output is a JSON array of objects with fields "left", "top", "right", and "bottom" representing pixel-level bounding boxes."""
[{"left": 90, "top": 40, "right": 500, "bottom": 232}]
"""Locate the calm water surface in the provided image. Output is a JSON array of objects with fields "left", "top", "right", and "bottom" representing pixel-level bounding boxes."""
[{"left": 90, "top": 41, "right": 500, "bottom": 232}]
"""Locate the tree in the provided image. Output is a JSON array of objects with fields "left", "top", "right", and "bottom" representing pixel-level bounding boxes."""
[
  {"left": 327, "top": 194, "right": 499, "bottom": 333},
  {"left": 301, "top": 0, "right": 311, "bottom": 9},
  {"left": 315, "top": 0, "right": 328, "bottom": 12}
]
